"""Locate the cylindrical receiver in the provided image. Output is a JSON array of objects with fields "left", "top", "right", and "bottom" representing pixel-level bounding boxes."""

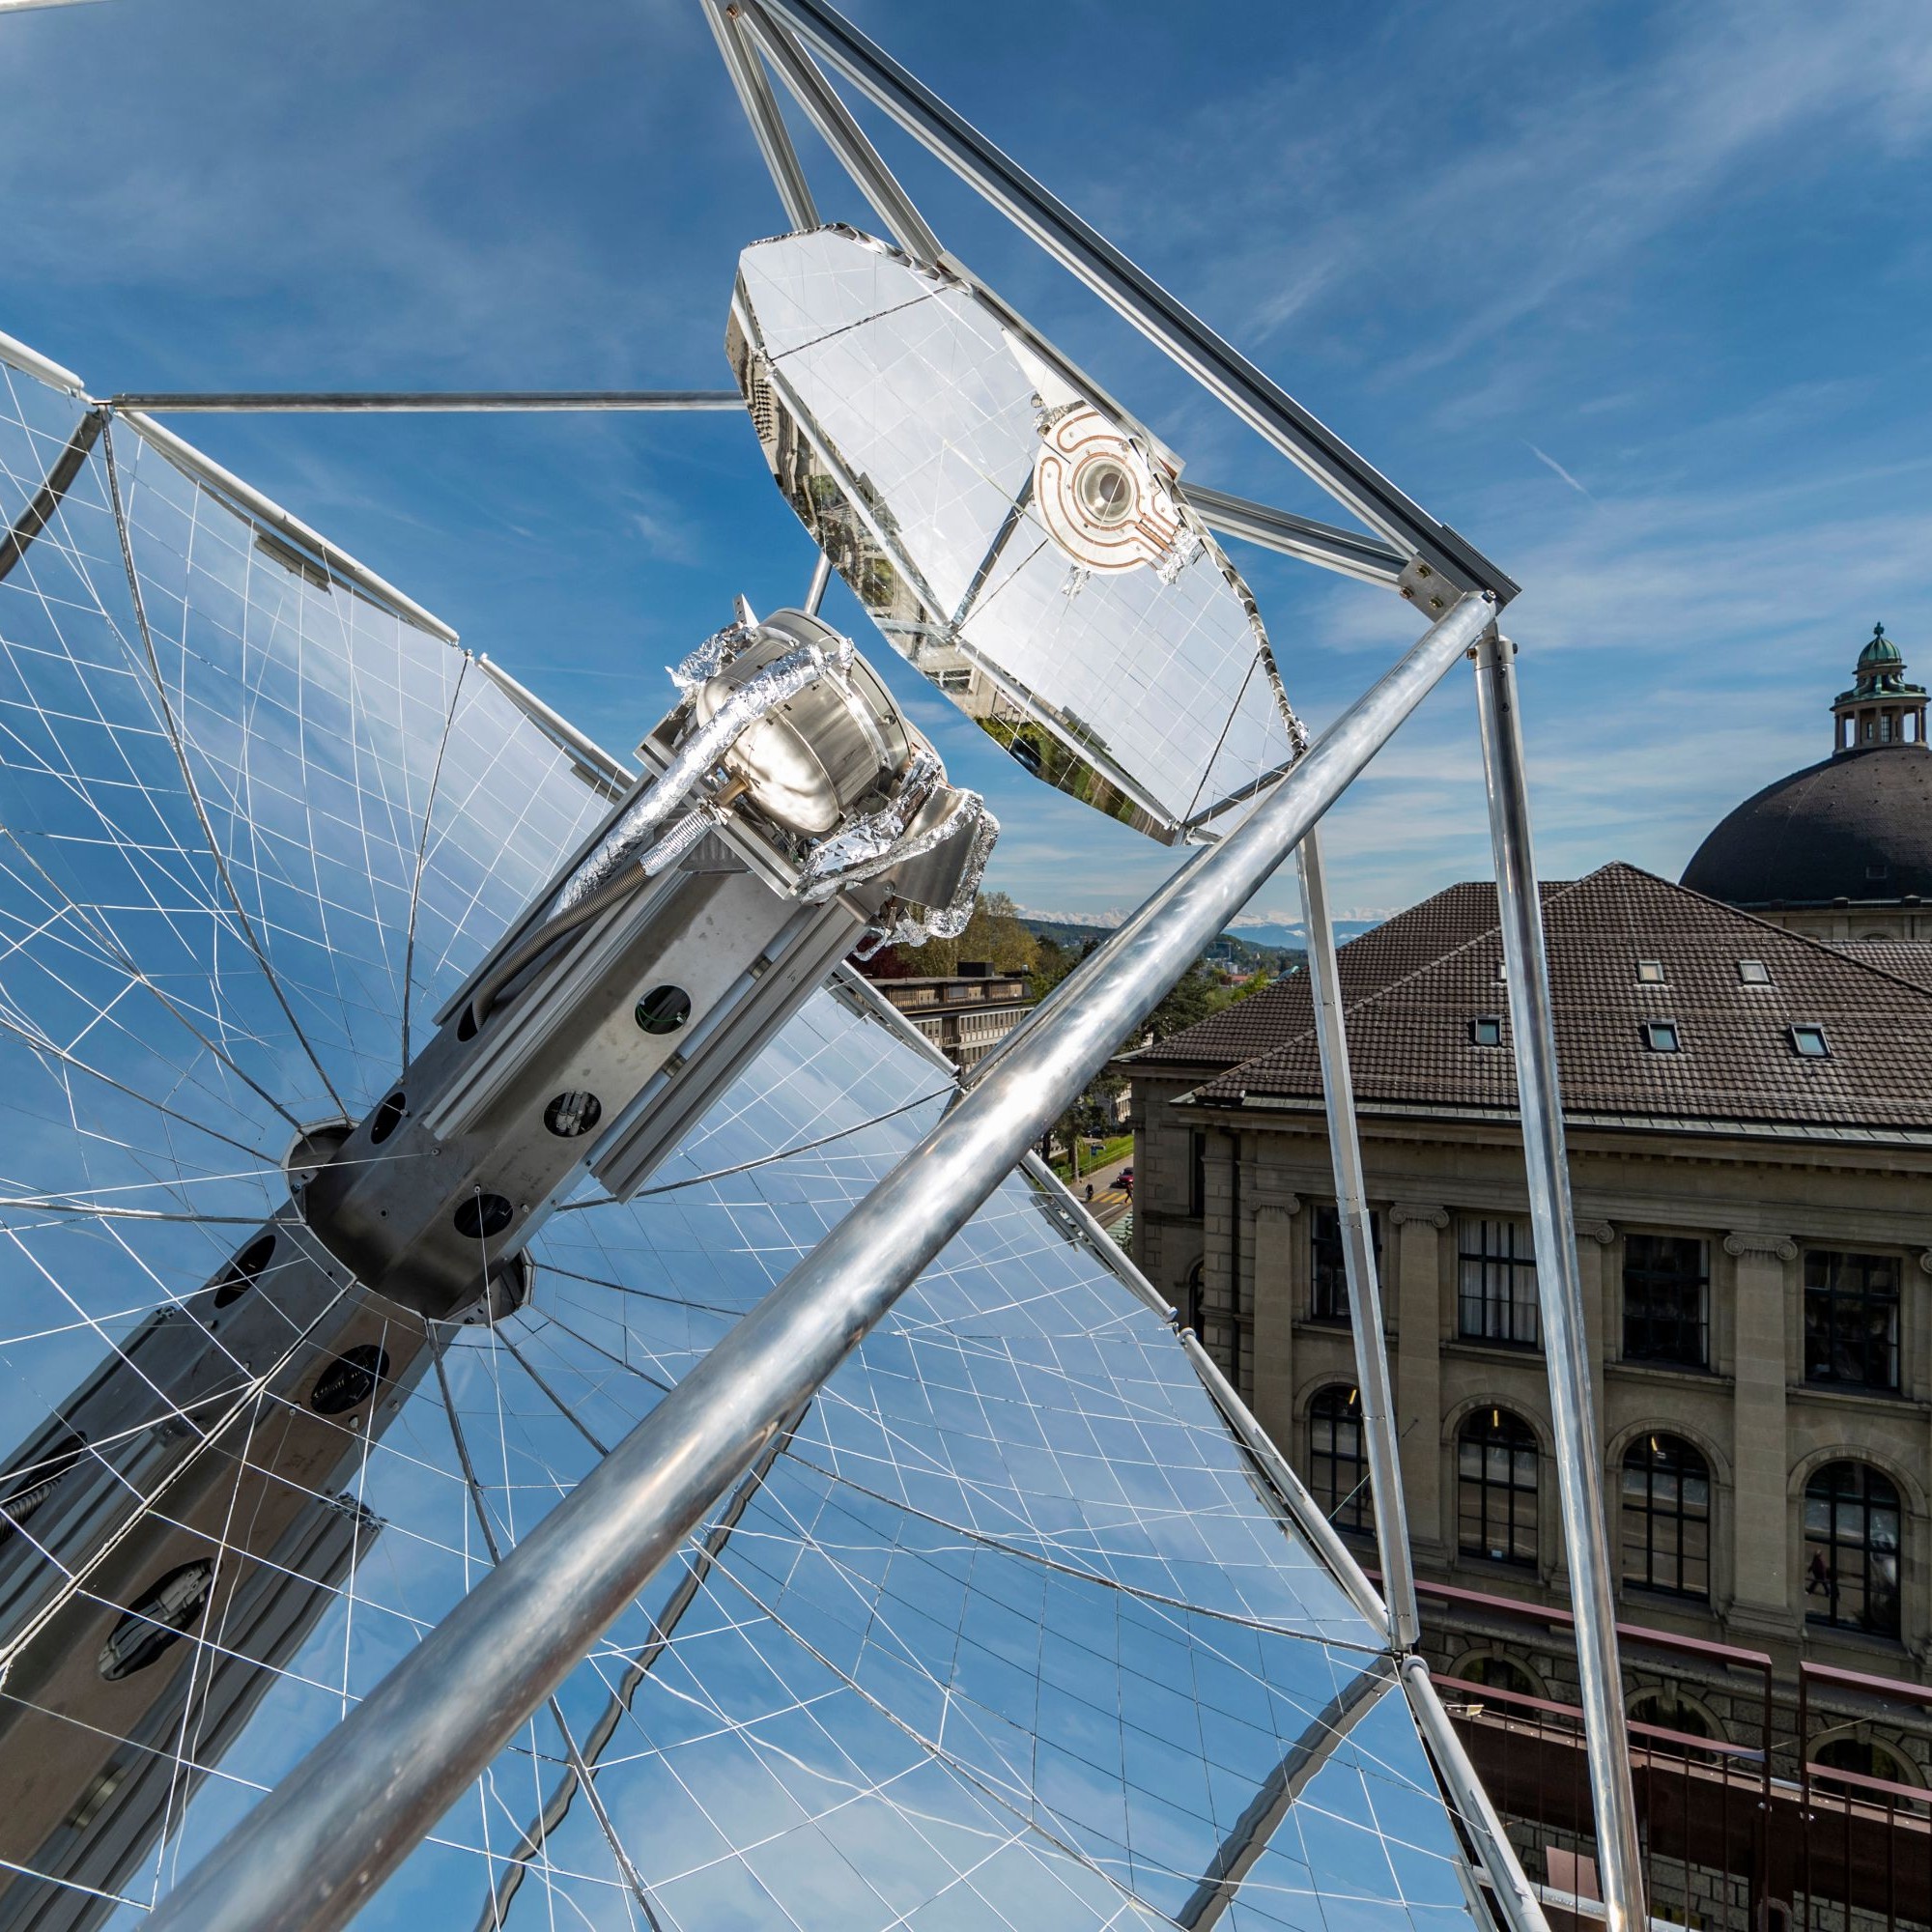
[{"left": 144, "top": 592, "right": 1492, "bottom": 1932}]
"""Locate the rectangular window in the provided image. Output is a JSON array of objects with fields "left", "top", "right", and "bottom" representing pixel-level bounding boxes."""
[
  {"left": 1636, "top": 959, "right": 1666, "bottom": 984},
  {"left": 1470, "top": 1015, "right": 1502, "bottom": 1046},
  {"left": 1737, "top": 959, "right": 1771, "bottom": 984},
  {"left": 1310, "top": 1205, "right": 1384, "bottom": 1322},
  {"left": 1187, "top": 1129, "right": 1206, "bottom": 1219},
  {"left": 1622, "top": 1235, "right": 1708, "bottom": 1369},
  {"left": 1643, "top": 1020, "right": 1680, "bottom": 1052},
  {"left": 1458, "top": 1217, "right": 1539, "bottom": 1348},
  {"left": 1790, "top": 1024, "right": 1831, "bottom": 1059},
  {"left": 1804, "top": 1250, "right": 1900, "bottom": 1391}
]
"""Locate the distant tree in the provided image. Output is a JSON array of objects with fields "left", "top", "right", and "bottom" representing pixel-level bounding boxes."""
[{"left": 893, "top": 890, "right": 1039, "bottom": 977}]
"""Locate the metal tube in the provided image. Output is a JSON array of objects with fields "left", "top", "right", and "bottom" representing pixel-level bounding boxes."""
[
  {"left": 0, "top": 326, "right": 84, "bottom": 397},
  {"left": 1471, "top": 630, "right": 1644, "bottom": 1932},
  {"left": 145, "top": 592, "right": 1491, "bottom": 1932},
  {"left": 735, "top": 1, "right": 946, "bottom": 265},
  {"left": 1295, "top": 827, "right": 1419, "bottom": 1649},
  {"left": 805, "top": 548, "right": 832, "bottom": 614},
  {"left": 700, "top": 0, "right": 820, "bottom": 231},
  {"left": 1179, "top": 482, "right": 1406, "bottom": 588},
  {"left": 1400, "top": 1657, "right": 1550, "bottom": 1932},
  {"left": 107, "top": 390, "right": 742, "bottom": 412}
]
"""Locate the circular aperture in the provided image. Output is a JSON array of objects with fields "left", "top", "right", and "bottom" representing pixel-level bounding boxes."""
[
  {"left": 369, "top": 1091, "right": 407, "bottom": 1145},
  {"left": 543, "top": 1091, "right": 603, "bottom": 1139},
  {"left": 212, "top": 1234, "right": 276, "bottom": 1309},
  {"left": 98, "top": 1559, "right": 213, "bottom": 1680},
  {"left": 634, "top": 985, "right": 692, "bottom": 1037},
  {"left": 453, "top": 1192, "right": 515, "bottom": 1240},
  {"left": 1076, "top": 456, "right": 1136, "bottom": 527},
  {"left": 310, "top": 1344, "right": 390, "bottom": 1416}
]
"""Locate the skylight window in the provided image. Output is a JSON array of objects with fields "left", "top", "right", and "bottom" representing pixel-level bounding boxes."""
[
  {"left": 1470, "top": 1015, "right": 1503, "bottom": 1047},
  {"left": 1736, "top": 959, "right": 1771, "bottom": 984},
  {"left": 1643, "top": 1020, "right": 1680, "bottom": 1053},
  {"left": 1790, "top": 1024, "right": 1832, "bottom": 1059},
  {"left": 1635, "top": 960, "right": 1666, "bottom": 985}
]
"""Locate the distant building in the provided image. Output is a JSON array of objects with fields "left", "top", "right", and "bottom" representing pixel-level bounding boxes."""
[
  {"left": 1121, "top": 857, "right": 1932, "bottom": 1768},
  {"left": 866, "top": 965, "right": 1033, "bottom": 1070},
  {"left": 1685, "top": 623, "right": 1932, "bottom": 941}
]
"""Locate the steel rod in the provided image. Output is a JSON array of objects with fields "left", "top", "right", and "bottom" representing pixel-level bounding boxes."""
[
  {"left": 756, "top": 0, "right": 1517, "bottom": 600},
  {"left": 1180, "top": 482, "right": 1406, "bottom": 588},
  {"left": 1471, "top": 630, "right": 1644, "bottom": 1932},
  {"left": 1295, "top": 826, "right": 1419, "bottom": 1648},
  {"left": 0, "top": 326, "right": 84, "bottom": 397},
  {"left": 1400, "top": 1657, "right": 1550, "bottom": 1932},
  {"left": 701, "top": 0, "right": 820, "bottom": 230},
  {"left": 735, "top": 1, "right": 945, "bottom": 265},
  {"left": 144, "top": 591, "right": 1492, "bottom": 1932},
  {"left": 107, "top": 390, "right": 743, "bottom": 412},
  {"left": 804, "top": 548, "right": 832, "bottom": 614}
]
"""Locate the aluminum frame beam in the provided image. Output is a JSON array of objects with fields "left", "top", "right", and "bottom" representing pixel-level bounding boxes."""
[
  {"left": 1295, "top": 827, "right": 1418, "bottom": 1648},
  {"left": 734, "top": 2, "right": 944, "bottom": 265},
  {"left": 1472, "top": 631, "right": 1643, "bottom": 1932},
  {"left": 754, "top": 0, "right": 1519, "bottom": 602},
  {"left": 143, "top": 588, "right": 1494, "bottom": 1932},
  {"left": 1181, "top": 481, "right": 1406, "bottom": 588},
  {"left": 108, "top": 390, "right": 742, "bottom": 412},
  {"left": 701, "top": 0, "right": 820, "bottom": 230}
]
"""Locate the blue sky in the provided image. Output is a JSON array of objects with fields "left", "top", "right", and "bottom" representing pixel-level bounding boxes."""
[{"left": 4, "top": 0, "right": 1929, "bottom": 924}]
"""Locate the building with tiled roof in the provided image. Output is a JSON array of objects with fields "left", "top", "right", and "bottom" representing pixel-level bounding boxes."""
[{"left": 1120, "top": 858, "right": 1932, "bottom": 1737}]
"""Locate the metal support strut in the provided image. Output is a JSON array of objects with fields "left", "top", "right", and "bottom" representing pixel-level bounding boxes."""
[
  {"left": 1295, "top": 827, "right": 1419, "bottom": 1650},
  {"left": 1472, "top": 630, "right": 1644, "bottom": 1932},
  {"left": 142, "top": 589, "right": 1495, "bottom": 1932}
]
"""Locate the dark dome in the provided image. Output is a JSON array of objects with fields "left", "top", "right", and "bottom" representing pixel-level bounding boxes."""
[{"left": 1682, "top": 743, "right": 1932, "bottom": 906}]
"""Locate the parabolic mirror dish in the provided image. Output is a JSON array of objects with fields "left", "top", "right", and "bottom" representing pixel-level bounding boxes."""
[
  {"left": 0, "top": 344, "right": 1502, "bottom": 1932},
  {"left": 729, "top": 227, "right": 1305, "bottom": 845}
]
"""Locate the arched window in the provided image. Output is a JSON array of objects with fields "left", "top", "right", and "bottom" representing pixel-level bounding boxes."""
[
  {"left": 1458, "top": 1408, "right": 1539, "bottom": 1567},
  {"left": 1804, "top": 1463, "right": 1902, "bottom": 1638},
  {"left": 1628, "top": 1689, "right": 1719, "bottom": 1742},
  {"left": 1308, "top": 1386, "right": 1370, "bottom": 1535},
  {"left": 1621, "top": 1435, "right": 1711, "bottom": 1600},
  {"left": 1813, "top": 1733, "right": 1917, "bottom": 1789},
  {"left": 1454, "top": 1653, "right": 1539, "bottom": 1698}
]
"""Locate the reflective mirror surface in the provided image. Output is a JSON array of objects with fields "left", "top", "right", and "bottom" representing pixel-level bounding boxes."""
[
  {"left": 729, "top": 227, "right": 1305, "bottom": 845},
  {"left": 0, "top": 354, "right": 1486, "bottom": 1930}
]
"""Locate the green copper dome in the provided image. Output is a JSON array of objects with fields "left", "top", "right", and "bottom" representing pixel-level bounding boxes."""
[{"left": 1859, "top": 621, "right": 1903, "bottom": 674}]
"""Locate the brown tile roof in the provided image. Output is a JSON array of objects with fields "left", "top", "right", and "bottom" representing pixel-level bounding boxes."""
[
  {"left": 1827, "top": 940, "right": 1932, "bottom": 992},
  {"left": 1128, "top": 880, "right": 1517, "bottom": 1069},
  {"left": 1160, "top": 864, "right": 1932, "bottom": 1134}
]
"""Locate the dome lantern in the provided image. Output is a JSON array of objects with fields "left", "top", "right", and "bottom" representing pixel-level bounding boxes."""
[{"left": 1833, "top": 621, "right": 1926, "bottom": 753}]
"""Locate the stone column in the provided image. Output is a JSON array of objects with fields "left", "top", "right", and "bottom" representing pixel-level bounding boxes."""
[
  {"left": 1576, "top": 1220, "right": 1615, "bottom": 1440},
  {"left": 1392, "top": 1203, "right": 1450, "bottom": 1561},
  {"left": 1249, "top": 1193, "right": 1302, "bottom": 1448},
  {"left": 1726, "top": 1232, "right": 1796, "bottom": 1626}
]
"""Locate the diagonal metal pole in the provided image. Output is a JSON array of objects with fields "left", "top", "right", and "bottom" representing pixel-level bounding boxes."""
[
  {"left": 700, "top": 0, "right": 820, "bottom": 230},
  {"left": 1471, "top": 630, "right": 1644, "bottom": 1932},
  {"left": 1294, "top": 826, "right": 1419, "bottom": 1649},
  {"left": 735, "top": 1, "right": 944, "bottom": 265},
  {"left": 142, "top": 591, "right": 1493, "bottom": 1932}
]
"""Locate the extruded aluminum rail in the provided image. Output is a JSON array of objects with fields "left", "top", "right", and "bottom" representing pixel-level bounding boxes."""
[
  {"left": 142, "top": 589, "right": 1494, "bottom": 1932},
  {"left": 1474, "top": 631, "right": 1644, "bottom": 1932},
  {"left": 1296, "top": 826, "right": 1419, "bottom": 1648}
]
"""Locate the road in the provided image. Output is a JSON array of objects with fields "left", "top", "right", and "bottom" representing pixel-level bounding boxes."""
[{"left": 1066, "top": 1151, "right": 1132, "bottom": 1231}]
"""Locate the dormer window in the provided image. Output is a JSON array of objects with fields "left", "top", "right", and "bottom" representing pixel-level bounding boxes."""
[
  {"left": 1643, "top": 1020, "right": 1680, "bottom": 1053},
  {"left": 1736, "top": 959, "right": 1771, "bottom": 984},
  {"left": 1635, "top": 960, "right": 1666, "bottom": 985},
  {"left": 1470, "top": 1015, "right": 1503, "bottom": 1047},
  {"left": 1790, "top": 1025, "right": 1831, "bottom": 1059}
]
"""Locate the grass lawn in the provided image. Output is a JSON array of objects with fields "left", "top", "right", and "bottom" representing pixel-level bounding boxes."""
[{"left": 1050, "top": 1132, "right": 1133, "bottom": 1182}]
